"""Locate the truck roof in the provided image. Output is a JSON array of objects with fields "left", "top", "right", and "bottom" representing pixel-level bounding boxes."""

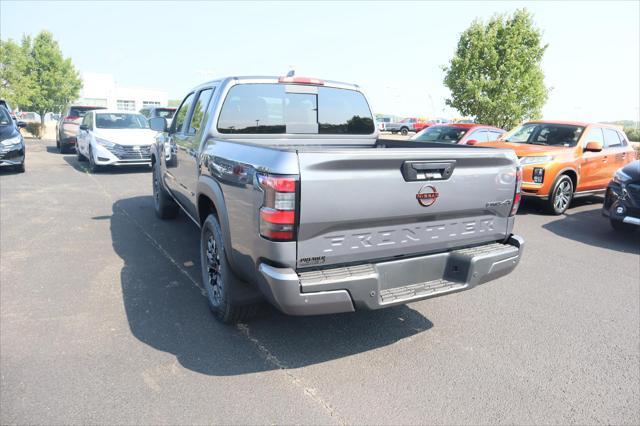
[{"left": 191, "top": 75, "right": 361, "bottom": 93}]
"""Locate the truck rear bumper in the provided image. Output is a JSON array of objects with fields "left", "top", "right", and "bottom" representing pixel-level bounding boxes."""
[{"left": 259, "top": 235, "right": 524, "bottom": 316}]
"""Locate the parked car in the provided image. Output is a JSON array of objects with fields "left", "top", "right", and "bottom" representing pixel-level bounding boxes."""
[
  {"left": 139, "top": 106, "right": 177, "bottom": 125},
  {"left": 376, "top": 117, "right": 391, "bottom": 131},
  {"left": 0, "top": 99, "right": 17, "bottom": 121},
  {"left": 148, "top": 74, "right": 524, "bottom": 323},
  {"left": 56, "top": 105, "right": 106, "bottom": 153},
  {"left": 0, "top": 106, "right": 27, "bottom": 173},
  {"left": 478, "top": 120, "right": 636, "bottom": 214},
  {"left": 602, "top": 160, "right": 640, "bottom": 231},
  {"left": 76, "top": 110, "right": 155, "bottom": 172},
  {"left": 410, "top": 124, "right": 504, "bottom": 145},
  {"left": 17, "top": 112, "right": 41, "bottom": 123},
  {"left": 386, "top": 117, "right": 427, "bottom": 135}
]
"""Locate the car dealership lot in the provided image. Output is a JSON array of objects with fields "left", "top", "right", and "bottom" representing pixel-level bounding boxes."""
[{"left": 1, "top": 139, "right": 639, "bottom": 425}]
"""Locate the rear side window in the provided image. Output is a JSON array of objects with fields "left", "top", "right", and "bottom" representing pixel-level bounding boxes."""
[
  {"left": 603, "top": 128, "right": 622, "bottom": 148},
  {"left": 217, "top": 83, "right": 374, "bottom": 135}
]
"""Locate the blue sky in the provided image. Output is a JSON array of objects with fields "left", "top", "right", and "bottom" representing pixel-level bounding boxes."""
[{"left": 1, "top": 1, "right": 638, "bottom": 122}]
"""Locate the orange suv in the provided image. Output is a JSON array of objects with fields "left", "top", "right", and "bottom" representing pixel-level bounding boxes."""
[{"left": 480, "top": 121, "right": 636, "bottom": 214}]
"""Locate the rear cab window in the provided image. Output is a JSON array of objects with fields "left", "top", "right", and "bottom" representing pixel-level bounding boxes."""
[{"left": 217, "top": 83, "right": 374, "bottom": 135}]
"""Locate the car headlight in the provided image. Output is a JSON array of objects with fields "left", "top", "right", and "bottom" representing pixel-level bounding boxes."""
[
  {"left": 95, "top": 137, "right": 115, "bottom": 148},
  {"left": 613, "top": 168, "right": 632, "bottom": 184},
  {"left": 519, "top": 155, "right": 554, "bottom": 166},
  {"left": 0, "top": 135, "right": 22, "bottom": 147}
]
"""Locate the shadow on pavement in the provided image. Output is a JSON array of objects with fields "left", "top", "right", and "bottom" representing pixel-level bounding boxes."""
[
  {"left": 516, "top": 195, "right": 604, "bottom": 216},
  {"left": 110, "top": 196, "right": 433, "bottom": 376},
  {"left": 543, "top": 207, "right": 639, "bottom": 254},
  {"left": 63, "top": 156, "right": 151, "bottom": 175}
]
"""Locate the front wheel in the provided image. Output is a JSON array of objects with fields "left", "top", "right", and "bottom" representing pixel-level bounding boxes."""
[
  {"left": 547, "top": 175, "right": 573, "bottom": 215},
  {"left": 201, "top": 215, "right": 259, "bottom": 324},
  {"left": 400, "top": 127, "right": 409, "bottom": 136},
  {"left": 15, "top": 162, "right": 25, "bottom": 173},
  {"left": 76, "top": 146, "right": 86, "bottom": 162},
  {"left": 152, "top": 160, "right": 178, "bottom": 219},
  {"left": 88, "top": 146, "right": 100, "bottom": 173}
]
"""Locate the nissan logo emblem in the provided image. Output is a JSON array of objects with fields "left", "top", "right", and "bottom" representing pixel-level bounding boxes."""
[{"left": 416, "top": 185, "right": 439, "bottom": 207}]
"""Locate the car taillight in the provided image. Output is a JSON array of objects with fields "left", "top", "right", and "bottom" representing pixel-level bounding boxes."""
[
  {"left": 257, "top": 173, "right": 298, "bottom": 241},
  {"left": 510, "top": 166, "right": 523, "bottom": 216}
]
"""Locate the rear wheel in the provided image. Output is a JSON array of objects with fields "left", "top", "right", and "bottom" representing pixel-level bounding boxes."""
[
  {"left": 400, "top": 127, "right": 409, "bottom": 136},
  {"left": 547, "top": 175, "right": 573, "bottom": 215},
  {"left": 201, "top": 215, "right": 259, "bottom": 324},
  {"left": 152, "top": 160, "right": 178, "bottom": 219},
  {"left": 76, "top": 146, "right": 86, "bottom": 162},
  {"left": 59, "top": 142, "right": 68, "bottom": 154}
]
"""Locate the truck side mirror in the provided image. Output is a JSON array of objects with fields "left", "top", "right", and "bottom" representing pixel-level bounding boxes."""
[
  {"left": 16, "top": 121, "right": 27, "bottom": 128},
  {"left": 584, "top": 141, "right": 603, "bottom": 152},
  {"left": 79, "top": 124, "right": 89, "bottom": 131},
  {"left": 149, "top": 117, "right": 168, "bottom": 132}
]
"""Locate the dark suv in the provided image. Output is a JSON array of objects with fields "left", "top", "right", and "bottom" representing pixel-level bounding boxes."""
[{"left": 603, "top": 160, "right": 640, "bottom": 231}]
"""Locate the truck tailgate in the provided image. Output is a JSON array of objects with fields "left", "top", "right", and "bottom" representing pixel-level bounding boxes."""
[{"left": 296, "top": 146, "right": 518, "bottom": 269}]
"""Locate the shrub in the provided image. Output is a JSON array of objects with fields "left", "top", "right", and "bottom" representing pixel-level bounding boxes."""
[
  {"left": 623, "top": 126, "right": 640, "bottom": 142},
  {"left": 24, "top": 122, "right": 42, "bottom": 138}
]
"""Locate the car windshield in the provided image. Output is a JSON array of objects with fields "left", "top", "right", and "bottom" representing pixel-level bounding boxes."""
[
  {"left": 95, "top": 113, "right": 149, "bottom": 129},
  {"left": 155, "top": 108, "right": 176, "bottom": 119},
  {"left": 0, "top": 108, "right": 12, "bottom": 125},
  {"left": 411, "top": 126, "right": 468, "bottom": 143},
  {"left": 504, "top": 123, "right": 584, "bottom": 147}
]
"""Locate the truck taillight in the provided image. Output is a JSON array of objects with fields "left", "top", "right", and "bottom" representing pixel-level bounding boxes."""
[
  {"left": 510, "top": 167, "right": 523, "bottom": 216},
  {"left": 257, "top": 173, "right": 298, "bottom": 241},
  {"left": 278, "top": 76, "right": 325, "bottom": 85}
]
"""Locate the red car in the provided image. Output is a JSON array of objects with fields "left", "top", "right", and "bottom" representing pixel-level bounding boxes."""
[{"left": 410, "top": 123, "right": 505, "bottom": 145}]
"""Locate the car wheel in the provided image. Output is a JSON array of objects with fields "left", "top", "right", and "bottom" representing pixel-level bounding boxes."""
[
  {"left": 16, "top": 162, "right": 25, "bottom": 173},
  {"left": 201, "top": 214, "right": 259, "bottom": 324},
  {"left": 59, "top": 142, "right": 67, "bottom": 154},
  {"left": 152, "top": 160, "right": 178, "bottom": 219},
  {"left": 547, "top": 175, "right": 573, "bottom": 215},
  {"left": 610, "top": 219, "right": 635, "bottom": 232},
  {"left": 400, "top": 127, "right": 409, "bottom": 136},
  {"left": 88, "top": 146, "right": 100, "bottom": 173}
]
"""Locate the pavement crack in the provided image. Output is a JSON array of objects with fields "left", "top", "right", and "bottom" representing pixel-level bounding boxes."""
[{"left": 236, "top": 323, "right": 348, "bottom": 426}]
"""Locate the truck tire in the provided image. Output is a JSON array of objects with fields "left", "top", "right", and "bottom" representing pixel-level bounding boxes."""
[
  {"left": 547, "top": 175, "right": 573, "bottom": 215},
  {"left": 152, "top": 160, "right": 178, "bottom": 219},
  {"left": 400, "top": 127, "right": 409, "bottom": 136},
  {"left": 200, "top": 214, "right": 259, "bottom": 324}
]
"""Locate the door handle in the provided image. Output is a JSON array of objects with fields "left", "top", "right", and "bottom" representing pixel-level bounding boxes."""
[{"left": 402, "top": 160, "right": 456, "bottom": 181}]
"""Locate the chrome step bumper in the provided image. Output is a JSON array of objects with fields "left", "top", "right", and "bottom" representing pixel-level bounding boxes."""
[{"left": 258, "top": 235, "right": 524, "bottom": 316}]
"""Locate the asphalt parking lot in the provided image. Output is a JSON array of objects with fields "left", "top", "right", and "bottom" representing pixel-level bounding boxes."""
[{"left": 1, "top": 139, "right": 639, "bottom": 425}]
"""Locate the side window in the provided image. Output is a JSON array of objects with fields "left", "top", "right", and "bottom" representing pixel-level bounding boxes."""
[
  {"left": 488, "top": 130, "right": 503, "bottom": 140},
  {"left": 186, "top": 88, "right": 214, "bottom": 135},
  {"left": 82, "top": 114, "right": 91, "bottom": 127},
  {"left": 140, "top": 109, "right": 149, "bottom": 118},
  {"left": 88, "top": 113, "right": 94, "bottom": 129},
  {"left": 616, "top": 130, "right": 628, "bottom": 146},
  {"left": 584, "top": 127, "right": 604, "bottom": 146},
  {"left": 172, "top": 93, "right": 195, "bottom": 133},
  {"left": 469, "top": 129, "right": 487, "bottom": 142},
  {"left": 603, "top": 128, "right": 622, "bottom": 148}
]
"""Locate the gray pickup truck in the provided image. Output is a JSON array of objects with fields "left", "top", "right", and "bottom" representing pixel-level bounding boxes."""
[{"left": 149, "top": 75, "right": 524, "bottom": 323}]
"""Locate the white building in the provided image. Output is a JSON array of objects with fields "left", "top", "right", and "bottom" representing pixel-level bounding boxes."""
[{"left": 76, "top": 72, "right": 168, "bottom": 111}]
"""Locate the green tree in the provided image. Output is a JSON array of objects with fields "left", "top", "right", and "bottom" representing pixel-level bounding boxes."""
[
  {"left": 0, "top": 36, "right": 35, "bottom": 109},
  {"left": 1, "top": 31, "right": 82, "bottom": 136},
  {"left": 443, "top": 9, "right": 548, "bottom": 129}
]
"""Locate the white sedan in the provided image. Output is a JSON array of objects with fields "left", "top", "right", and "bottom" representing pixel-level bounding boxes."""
[{"left": 76, "top": 110, "right": 157, "bottom": 172}]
